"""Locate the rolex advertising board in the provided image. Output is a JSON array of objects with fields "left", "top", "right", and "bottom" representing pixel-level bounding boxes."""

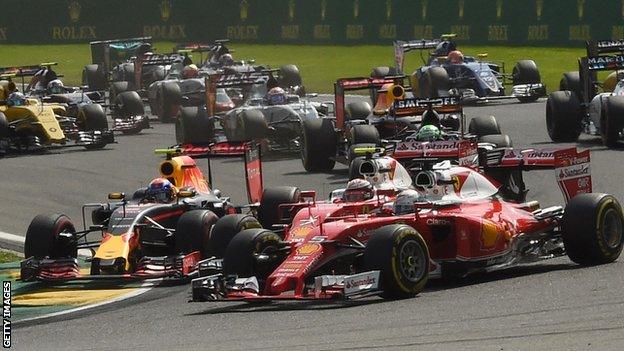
[{"left": 0, "top": 0, "right": 622, "bottom": 45}]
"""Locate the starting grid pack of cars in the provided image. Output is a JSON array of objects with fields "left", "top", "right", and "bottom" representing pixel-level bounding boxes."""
[{"left": 3, "top": 35, "right": 624, "bottom": 304}]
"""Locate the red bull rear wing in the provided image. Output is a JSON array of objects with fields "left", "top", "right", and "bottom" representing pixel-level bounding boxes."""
[
  {"left": 392, "top": 97, "right": 462, "bottom": 116},
  {"left": 334, "top": 76, "right": 405, "bottom": 129},
  {"left": 156, "top": 141, "right": 263, "bottom": 204}
]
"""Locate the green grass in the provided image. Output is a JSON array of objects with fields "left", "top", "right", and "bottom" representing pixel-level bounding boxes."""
[
  {"left": 0, "top": 250, "right": 21, "bottom": 263},
  {"left": 0, "top": 43, "right": 586, "bottom": 93}
]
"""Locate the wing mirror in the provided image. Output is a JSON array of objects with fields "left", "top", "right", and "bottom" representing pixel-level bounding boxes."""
[
  {"left": 178, "top": 189, "right": 195, "bottom": 198},
  {"left": 108, "top": 192, "right": 125, "bottom": 200}
]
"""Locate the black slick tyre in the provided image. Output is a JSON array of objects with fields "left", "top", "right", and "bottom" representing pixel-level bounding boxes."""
[
  {"left": 602, "top": 96, "right": 624, "bottom": 148},
  {"left": 559, "top": 71, "right": 581, "bottom": 100},
  {"left": 301, "top": 118, "right": 336, "bottom": 172},
  {"left": 350, "top": 125, "right": 380, "bottom": 145},
  {"left": 115, "top": 91, "right": 144, "bottom": 118},
  {"left": 478, "top": 134, "right": 512, "bottom": 147},
  {"left": 513, "top": 60, "right": 541, "bottom": 103},
  {"left": 83, "top": 64, "right": 106, "bottom": 91},
  {"left": 545, "top": 90, "right": 582, "bottom": 142},
  {"left": 223, "top": 228, "right": 282, "bottom": 282},
  {"left": 562, "top": 193, "right": 624, "bottom": 265},
  {"left": 468, "top": 115, "right": 501, "bottom": 138},
  {"left": 109, "top": 81, "right": 131, "bottom": 102},
  {"left": 257, "top": 186, "right": 301, "bottom": 229},
  {"left": 278, "top": 64, "right": 303, "bottom": 88},
  {"left": 24, "top": 214, "right": 77, "bottom": 259},
  {"left": 423, "top": 67, "right": 450, "bottom": 98},
  {"left": 223, "top": 110, "right": 268, "bottom": 142},
  {"left": 345, "top": 101, "right": 372, "bottom": 121},
  {"left": 174, "top": 210, "right": 219, "bottom": 258},
  {"left": 176, "top": 106, "right": 215, "bottom": 144},
  {"left": 159, "top": 82, "right": 182, "bottom": 123},
  {"left": 370, "top": 66, "right": 397, "bottom": 78},
  {"left": 210, "top": 214, "right": 262, "bottom": 258},
  {"left": 363, "top": 224, "right": 429, "bottom": 299}
]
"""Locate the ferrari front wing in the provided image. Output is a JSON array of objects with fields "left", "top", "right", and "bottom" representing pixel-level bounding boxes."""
[{"left": 191, "top": 270, "right": 382, "bottom": 302}]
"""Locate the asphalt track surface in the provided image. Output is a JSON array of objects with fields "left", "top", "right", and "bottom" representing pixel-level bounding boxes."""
[{"left": 4, "top": 98, "right": 624, "bottom": 350}]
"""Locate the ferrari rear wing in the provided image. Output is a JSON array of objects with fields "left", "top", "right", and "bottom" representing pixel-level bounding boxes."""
[
  {"left": 156, "top": 141, "right": 263, "bottom": 204},
  {"left": 480, "top": 147, "right": 591, "bottom": 202},
  {"left": 392, "top": 139, "right": 478, "bottom": 169}
]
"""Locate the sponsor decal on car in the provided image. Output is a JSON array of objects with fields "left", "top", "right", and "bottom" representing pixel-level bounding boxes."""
[
  {"left": 296, "top": 243, "right": 321, "bottom": 255},
  {"left": 343, "top": 271, "right": 380, "bottom": 296}
]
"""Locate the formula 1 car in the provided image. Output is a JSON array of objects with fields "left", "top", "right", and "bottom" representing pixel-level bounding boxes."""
[
  {"left": 20, "top": 141, "right": 264, "bottom": 281},
  {"left": 82, "top": 37, "right": 154, "bottom": 92},
  {"left": 152, "top": 54, "right": 304, "bottom": 123},
  {"left": 174, "top": 71, "right": 324, "bottom": 153},
  {"left": 0, "top": 74, "right": 113, "bottom": 156},
  {"left": 371, "top": 34, "right": 545, "bottom": 104},
  {"left": 547, "top": 39, "right": 624, "bottom": 147},
  {"left": 191, "top": 139, "right": 623, "bottom": 302},
  {"left": 300, "top": 76, "right": 511, "bottom": 173},
  {"left": 16, "top": 62, "right": 149, "bottom": 135}
]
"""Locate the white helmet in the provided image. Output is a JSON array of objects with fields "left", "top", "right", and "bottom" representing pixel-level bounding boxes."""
[
  {"left": 344, "top": 178, "right": 374, "bottom": 202},
  {"left": 47, "top": 79, "right": 64, "bottom": 94},
  {"left": 7, "top": 92, "right": 26, "bottom": 107},
  {"left": 393, "top": 189, "right": 424, "bottom": 215}
]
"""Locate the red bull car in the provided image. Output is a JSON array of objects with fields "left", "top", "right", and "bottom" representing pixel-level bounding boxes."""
[
  {"left": 191, "top": 141, "right": 623, "bottom": 302},
  {"left": 20, "top": 141, "right": 264, "bottom": 282}
]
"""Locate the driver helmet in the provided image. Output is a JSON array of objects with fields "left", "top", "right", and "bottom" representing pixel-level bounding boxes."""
[
  {"left": 47, "top": 79, "right": 64, "bottom": 94},
  {"left": 7, "top": 92, "right": 26, "bottom": 107},
  {"left": 344, "top": 179, "right": 375, "bottom": 202},
  {"left": 448, "top": 50, "right": 464, "bottom": 64},
  {"left": 147, "top": 178, "right": 176, "bottom": 203},
  {"left": 182, "top": 64, "right": 199, "bottom": 79},
  {"left": 393, "top": 189, "right": 424, "bottom": 215},
  {"left": 267, "top": 87, "right": 287, "bottom": 105},
  {"left": 219, "top": 53, "right": 234, "bottom": 66},
  {"left": 415, "top": 124, "right": 442, "bottom": 141},
  {"left": 434, "top": 41, "right": 456, "bottom": 56}
]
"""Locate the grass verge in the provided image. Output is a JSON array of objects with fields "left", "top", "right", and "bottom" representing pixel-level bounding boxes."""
[
  {"left": 0, "top": 42, "right": 585, "bottom": 93},
  {"left": 0, "top": 250, "right": 21, "bottom": 264}
]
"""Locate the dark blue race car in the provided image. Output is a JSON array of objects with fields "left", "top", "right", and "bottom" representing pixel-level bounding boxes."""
[{"left": 370, "top": 34, "right": 546, "bottom": 104}]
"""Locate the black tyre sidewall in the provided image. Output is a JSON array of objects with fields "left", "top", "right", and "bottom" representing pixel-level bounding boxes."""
[
  {"left": 363, "top": 225, "right": 429, "bottom": 298},
  {"left": 563, "top": 193, "right": 624, "bottom": 265},
  {"left": 210, "top": 214, "right": 262, "bottom": 258},
  {"left": 174, "top": 210, "right": 219, "bottom": 258},
  {"left": 24, "top": 214, "right": 76, "bottom": 259}
]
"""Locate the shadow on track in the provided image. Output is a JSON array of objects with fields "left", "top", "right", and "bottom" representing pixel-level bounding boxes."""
[{"left": 186, "top": 296, "right": 388, "bottom": 316}]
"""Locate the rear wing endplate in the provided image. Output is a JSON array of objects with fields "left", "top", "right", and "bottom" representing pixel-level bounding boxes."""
[{"left": 393, "top": 39, "right": 441, "bottom": 74}]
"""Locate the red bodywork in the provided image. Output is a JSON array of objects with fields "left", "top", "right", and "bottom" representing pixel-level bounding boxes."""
[{"left": 218, "top": 144, "right": 592, "bottom": 301}]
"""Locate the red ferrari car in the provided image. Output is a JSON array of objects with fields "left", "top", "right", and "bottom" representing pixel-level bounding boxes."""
[{"left": 191, "top": 140, "right": 623, "bottom": 301}]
